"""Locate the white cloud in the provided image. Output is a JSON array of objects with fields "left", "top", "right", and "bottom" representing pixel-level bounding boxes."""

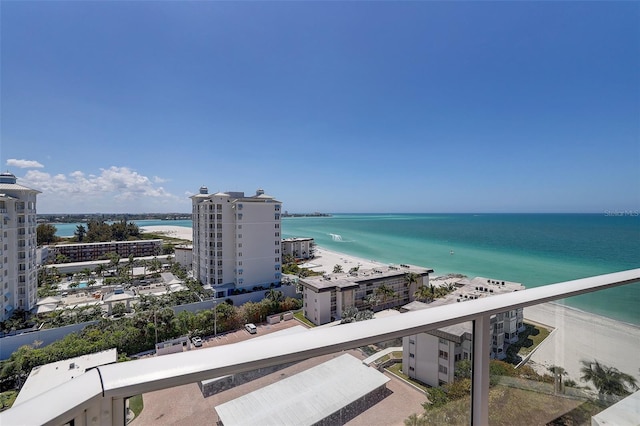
[
  {"left": 19, "top": 166, "right": 188, "bottom": 213},
  {"left": 6, "top": 158, "right": 44, "bottom": 168}
]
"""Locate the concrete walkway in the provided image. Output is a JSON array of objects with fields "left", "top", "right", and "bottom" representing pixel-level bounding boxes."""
[{"left": 363, "top": 346, "right": 402, "bottom": 365}]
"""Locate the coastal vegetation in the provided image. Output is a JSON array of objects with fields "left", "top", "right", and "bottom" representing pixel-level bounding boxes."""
[
  {"left": 0, "top": 294, "right": 302, "bottom": 400},
  {"left": 401, "top": 358, "right": 639, "bottom": 425},
  {"left": 37, "top": 213, "right": 190, "bottom": 224}
]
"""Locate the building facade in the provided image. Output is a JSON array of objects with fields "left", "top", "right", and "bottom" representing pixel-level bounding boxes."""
[
  {"left": 402, "top": 277, "right": 526, "bottom": 387},
  {"left": 0, "top": 172, "right": 40, "bottom": 321},
  {"left": 299, "top": 264, "right": 433, "bottom": 325},
  {"left": 48, "top": 240, "right": 163, "bottom": 263},
  {"left": 191, "top": 186, "right": 282, "bottom": 298},
  {"left": 281, "top": 237, "right": 315, "bottom": 260}
]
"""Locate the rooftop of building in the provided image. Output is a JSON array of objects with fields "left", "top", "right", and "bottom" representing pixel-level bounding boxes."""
[
  {"left": 300, "top": 263, "right": 434, "bottom": 292},
  {"left": 214, "top": 353, "right": 389, "bottom": 426},
  {"left": 13, "top": 348, "right": 117, "bottom": 406},
  {"left": 191, "top": 187, "right": 281, "bottom": 202}
]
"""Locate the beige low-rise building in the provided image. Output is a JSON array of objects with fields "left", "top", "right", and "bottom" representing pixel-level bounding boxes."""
[
  {"left": 299, "top": 264, "right": 433, "bottom": 326},
  {"left": 402, "top": 277, "right": 526, "bottom": 387},
  {"left": 281, "top": 237, "right": 315, "bottom": 260}
]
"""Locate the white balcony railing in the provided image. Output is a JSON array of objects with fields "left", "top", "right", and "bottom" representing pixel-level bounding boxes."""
[{"left": 1, "top": 269, "right": 638, "bottom": 425}]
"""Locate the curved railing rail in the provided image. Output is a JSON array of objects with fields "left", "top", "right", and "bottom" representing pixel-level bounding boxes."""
[{"left": 1, "top": 268, "right": 639, "bottom": 425}]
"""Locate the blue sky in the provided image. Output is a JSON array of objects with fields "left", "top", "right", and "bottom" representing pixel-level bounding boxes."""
[{"left": 1, "top": 1, "right": 638, "bottom": 214}]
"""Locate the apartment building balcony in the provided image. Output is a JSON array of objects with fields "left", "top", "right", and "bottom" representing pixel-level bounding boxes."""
[{"left": 1, "top": 269, "right": 639, "bottom": 425}]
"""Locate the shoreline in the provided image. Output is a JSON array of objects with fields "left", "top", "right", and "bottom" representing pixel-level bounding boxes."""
[
  {"left": 140, "top": 225, "right": 193, "bottom": 241},
  {"left": 139, "top": 228, "right": 640, "bottom": 382}
]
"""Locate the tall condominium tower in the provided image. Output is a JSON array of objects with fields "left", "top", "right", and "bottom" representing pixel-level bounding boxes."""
[
  {"left": 191, "top": 186, "right": 282, "bottom": 298},
  {"left": 0, "top": 172, "right": 41, "bottom": 322}
]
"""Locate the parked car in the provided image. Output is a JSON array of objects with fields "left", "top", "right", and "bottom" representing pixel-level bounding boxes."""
[
  {"left": 244, "top": 323, "right": 257, "bottom": 334},
  {"left": 191, "top": 336, "right": 203, "bottom": 347}
]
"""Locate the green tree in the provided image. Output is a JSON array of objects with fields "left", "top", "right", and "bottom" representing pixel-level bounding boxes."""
[
  {"left": 74, "top": 225, "right": 86, "bottom": 242},
  {"left": 405, "top": 272, "right": 419, "bottom": 287},
  {"left": 413, "top": 285, "right": 434, "bottom": 303},
  {"left": 375, "top": 284, "right": 396, "bottom": 309},
  {"left": 333, "top": 264, "right": 343, "bottom": 273},
  {"left": 36, "top": 223, "right": 58, "bottom": 245},
  {"left": 580, "top": 359, "right": 639, "bottom": 400}
]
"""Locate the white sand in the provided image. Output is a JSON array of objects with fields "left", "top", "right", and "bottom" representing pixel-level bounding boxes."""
[
  {"left": 136, "top": 231, "right": 640, "bottom": 383},
  {"left": 140, "top": 225, "right": 193, "bottom": 241},
  {"left": 312, "top": 248, "right": 640, "bottom": 383},
  {"left": 524, "top": 303, "right": 640, "bottom": 383}
]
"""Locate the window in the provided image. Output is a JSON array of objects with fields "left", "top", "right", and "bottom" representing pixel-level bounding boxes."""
[
  {"left": 238, "top": 243, "right": 242, "bottom": 248},
  {"left": 438, "top": 365, "right": 448, "bottom": 374},
  {"left": 237, "top": 213, "right": 243, "bottom": 220},
  {"left": 439, "top": 338, "right": 447, "bottom": 344},
  {"left": 238, "top": 261, "right": 242, "bottom": 266},
  {"left": 275, "top": 241, "right": 279, "bottom": 245},
  {"left": 275, "top": 232, "right": 280, "bottom": 237},
  {"left": 409, "top": 353, "right": 415, "bottom": 358},
  {"left": 439, "top": 350, "right": 449, "bottom": 360},
  {"left": 238, "top": 234, "right": 242, "bottom": 238},
  {"left": 275, "top": 248, "right": 280, "bottom": 254},
  {"left": 409, "top": 366, "right": 415, "bottom": 372},
  {"left": 409, "top": 339, "right": 415, "bottom": 344},
  {"left": 274, "top": 214, "right": 280, "bottom": 220},
  {"left": 238, "top": 252, "right": 242, "bottom": 257}
]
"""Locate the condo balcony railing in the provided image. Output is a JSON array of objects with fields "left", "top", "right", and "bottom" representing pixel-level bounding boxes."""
[{"left": 1, "top": 269, "right": 639, "bottom": 425}]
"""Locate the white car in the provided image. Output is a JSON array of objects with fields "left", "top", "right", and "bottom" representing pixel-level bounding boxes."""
[
  {"left": 244, "top": 323, "right": 257, "bottom": 334},
  {"left": 191, "top": 336, "right": 203, "bottom": 347}
]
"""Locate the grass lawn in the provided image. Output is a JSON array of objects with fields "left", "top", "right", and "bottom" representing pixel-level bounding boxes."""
[
  {"left": 505, "top": 322, "right": 552, "bottom": 362},
  {"left": 421, "top": 384, "right": 597, "bottom": 425},
  {"left": 386, "top": 363, "right": 429, "bottom": 392},
  {"left": 128, "top": 394, "right": 144, "bottom": 419},
  {"left": 293, "top": 310, "right": 315, "bottom": 327}
]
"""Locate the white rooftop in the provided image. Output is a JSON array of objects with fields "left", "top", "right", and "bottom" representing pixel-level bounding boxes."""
[
  {"left": 13, "top": 348, "right": 117, "bottom": 406},
  {"left": 215, "top": 353, "right": 389, "bottom": 426}
]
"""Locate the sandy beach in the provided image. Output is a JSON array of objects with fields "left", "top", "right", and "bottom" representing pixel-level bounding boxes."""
[
  {"left": 140, "top": 225, "right": 193, "bottom": 241},
  {"left": 141, "top": 226, "right": 640, "bottom": 383}
]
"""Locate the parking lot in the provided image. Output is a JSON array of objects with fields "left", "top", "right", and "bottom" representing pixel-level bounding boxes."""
[
  {"left": 131, "top": 319, "right": 427, "bottom": 426},
  {"left": 192, "top": 318, "right": 301, "bottom": 349}
]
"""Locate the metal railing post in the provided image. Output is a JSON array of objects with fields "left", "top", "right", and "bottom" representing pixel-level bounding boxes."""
[{"left": 472, "top": 315, "right": 491, "bottom": 426}]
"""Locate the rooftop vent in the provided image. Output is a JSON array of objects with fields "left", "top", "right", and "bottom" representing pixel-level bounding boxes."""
[
  {"left": 199, "top": 185, "right": 209, "bottom": 195},
  {"left": 256, "top": 188, "right": 265, "bottom": 196}
]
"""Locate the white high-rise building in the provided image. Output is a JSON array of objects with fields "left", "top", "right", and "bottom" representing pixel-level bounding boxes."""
[
  {"left": 191, "top": 186, "right": 282, "bottom": 298},
  {"left": 0, "top": 172, "right": 40, "bottom": 322}
]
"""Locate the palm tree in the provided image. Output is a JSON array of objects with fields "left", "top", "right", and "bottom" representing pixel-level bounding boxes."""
[
  {"left": 580, "top": 359, "right": 639, "bottom": 401},
  {"left": 413, "top": 285, "right": 433, "bottom": 303},
  {"left": 333, "top": 264, "right": 343, "bottom": 273},
  {"left": 405, "top": 272, "right": 419, "bottom": 288},
  {"left": 547, "top": 365, "right": 567, "bottom": 393},
  {"left": 375, "top": 284, "right": 396, "bottom": 309}
]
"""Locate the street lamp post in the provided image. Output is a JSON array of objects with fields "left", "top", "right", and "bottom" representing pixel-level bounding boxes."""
[{"left": 214, "top": 300, "right": 218, "bottom": 337}]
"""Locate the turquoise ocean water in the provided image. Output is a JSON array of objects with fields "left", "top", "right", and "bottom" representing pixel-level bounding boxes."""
[{"left": 52, "top": 214, "right": 640, "bottom": 325}]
